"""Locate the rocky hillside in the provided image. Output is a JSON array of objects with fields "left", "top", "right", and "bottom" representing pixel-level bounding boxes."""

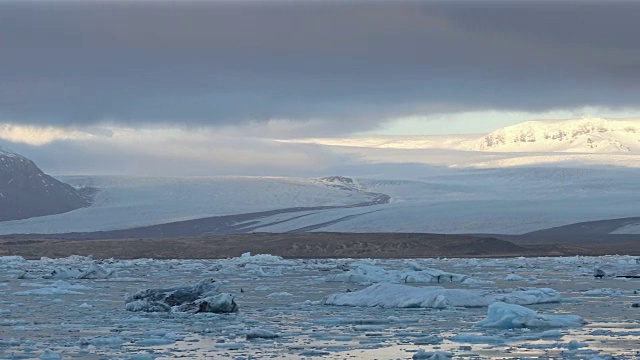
[{"left": 0, "top": 146, "right": 94, "bottom": 221}]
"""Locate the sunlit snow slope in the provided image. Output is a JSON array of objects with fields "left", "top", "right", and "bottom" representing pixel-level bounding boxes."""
[{"left": 285, "top": 117, "right": 640, "bottom": 154}]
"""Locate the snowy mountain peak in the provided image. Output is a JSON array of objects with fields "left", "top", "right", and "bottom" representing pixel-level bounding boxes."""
[
  {"left": 476, "top": 117, "right": 640, "bottom": 153},
  {"left": 0, "top": 145, "right": 21, "bottom": 159}
]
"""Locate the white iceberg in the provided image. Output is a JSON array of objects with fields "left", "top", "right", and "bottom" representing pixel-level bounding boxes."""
[
  {"left": 477, "top": 302, "right": 585, "bottom": 329},
  {"left": 322, "top": 283, "right": 491, "bottom": 308},
  {"left": 326, "top": 263, "right": 468, "bottom": 284},
  {"left": 412, "top": 350, "right": 452, "bottom": 359},
  {"left": 43, "top": 262, "right": 117, "bottom": 280},
  {"left": 321, "top": 283, "right": 562, "bottom": 309},
  {"left": 594, "top": 264, "right": 640, "bottom": 278}
]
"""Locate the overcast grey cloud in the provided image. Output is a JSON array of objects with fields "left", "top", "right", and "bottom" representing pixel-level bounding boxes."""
[{"left": 1, "top": 0, "right": 640, "bottom": 134}]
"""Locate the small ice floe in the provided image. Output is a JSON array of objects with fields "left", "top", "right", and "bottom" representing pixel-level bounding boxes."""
[
  {"left": 564, "top": 340, "right": 588, "bottom": 350},
  {"left": 211, "top": 253, "right": 293, "bottom": 277},
  {"left": 584, "top": 288, "right": 634, "bottom": 296},
  {"left": 246, "top": 328, "right": 280, "bottom": 340},
  {"left": 412, "top": 335, "right": 443, "bottom": 345},
  {"left": 412, "top": 349, "right": 452, "bottom": 359},
  {"left": 0, "top": 339, "right": 21, "bottom": 346},
  {"left": 14, "top": 280, "right": 87, "bottom": 296},
  {"left": 492, "top": 287, "right": 562, "bottom": 305},
  {"left": 326, "top": 262, "right": 468, "bottom": 284},
  {"left": 16, "top": 270, "right": 39, "bottom": 280},
  {"left": 450, "top": 333, "right": 505, "bottom": 344},
  {"left": 594, "top": 263, "right": 640, "bottom": 279},
  {"left": 125, "top": 278, "right": 238, "bottom": 313},
  {"left": 1, "top": 319, "right": 28, "bottom": 326},
  {"left": 135, "top": 337, "right": 175, "bottom": 346},
  {"left": 513, "top": 329, "right": 563, "bottom": 341},
  {"left": 505, "top": 274, "right": 525, "bottom": 281},
  {"left": 267, "top": 292, "right": 293, "bottom": 298},
  {"left": 44, "top": 262, "right": 117, "bottom": 280},
  {"left": 38, "top": 349, "right": 62, "bottom": 360},
  {"left": 321, "top": 283, "right": 563, "bottom": 309},
  {"left": 477, "top": 302, "right": 586, "bottom": 329},
  {"left": 322, "top": 283, "right": 491, "bottom": 308},
  {"left": 461, "top": 278, "right": 495, "bottom": 286},
  {"left": 0, "top": 256, "right": 27, "bottom": 264},
  {"left": 127, "top": 355, "right": 159, "bottom": 360},
  {"left": 83, "top": 336, "right": 124, "bottom": 347}
]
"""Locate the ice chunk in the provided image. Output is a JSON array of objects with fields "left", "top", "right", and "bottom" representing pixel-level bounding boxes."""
[
  {"left": 326, "top": 263, "right": 469, "bottom": 284},
  {"left": 267, "top": 292, "right": 293, "bottom": 298},
  {"left": 505, "top": 274, "right": 525, "bottom": 281},
  {"left": 87, "top": 336, "right": 124, "bottom": 347},
  {"left": 43, "top": 262, "right": 116, "bottom": 280},
  {"left": 566, "top": 340, "right": 588, "bottom": 349},
  {"left": 0, "top": 256, "right": 26, "bottom": 264},
  {"left": 321, "top": 283, "right": 492, "bottom": 308},
  {"left": 39, "top": 350, "right": 62, "bottom": 360},
  {"left": 461, "top": 278, "right": 495, "bottom": 286},
  {"left": 493, "top": 288, "right": 562, "bottom": 305},
  {"left": 477, "top": 302, "right": 585, "bottom": 329},
  {"left": 178, "top": 293, "right": 238, "bottom": 313},
  {"left": 246, "top": 328, "right": 280, "bottom": 340},
  {"left": 450, "top": 333, "right": 505, "bottom": 344},
  {"left": 322, "top": 283, "right": 563, "bottom": 309},
  {"left": 594, "top": 264, "right": 640, "bottom": 278},
  {"left": 584, "top": 288, "right": 633, "bottom": 296},
  {"left": 15, "top": 287, "right": 82, "bottom": 296},
  {"left": 77, "top": 263, "right": 116, "bottom": 279},
  {"left": 413, "top": 350, "right": 452, "bottom": 359},
  {"left": 125, "top": 278, "right": 237, "bottom": 313}
]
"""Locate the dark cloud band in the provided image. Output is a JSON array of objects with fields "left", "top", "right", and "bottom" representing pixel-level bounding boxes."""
[{"left": 1, "top": 1, "right": 639, "bottom": 132}]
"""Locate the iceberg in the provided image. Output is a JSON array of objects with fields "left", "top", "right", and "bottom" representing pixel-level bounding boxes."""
[
  {"left": 125, "top": 278, "right": 238, "bottom": 313},
  {"left": 477, "top": 302, "right": 585, "bottom": 329},
  {"left": 322, "top": 283, "right": 563, "bottom": 309}
]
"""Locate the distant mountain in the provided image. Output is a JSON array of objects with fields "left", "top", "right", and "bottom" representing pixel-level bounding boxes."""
[
  {"left": 284, "top": 117, "right": 640, "bottom": 155},
  {"left": 0, "top": 145, "right": 94, "bottom": 221},
  {"left": 474, "top": 117, "right": 640, "bottom": 153}
]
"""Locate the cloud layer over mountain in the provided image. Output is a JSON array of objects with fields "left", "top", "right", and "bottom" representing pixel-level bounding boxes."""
[{"left": 2, "top": 1, "right": 640, "bottom": 134}]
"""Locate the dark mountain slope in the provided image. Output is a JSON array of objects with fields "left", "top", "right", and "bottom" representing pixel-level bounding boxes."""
[{"left": 0, "top": 146, "right": 94, "bottom": 221}]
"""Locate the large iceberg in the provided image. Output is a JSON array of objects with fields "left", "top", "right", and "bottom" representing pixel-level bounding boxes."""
[
  {"left": 125, "top": 278, "right": 238, "bottom": 313},
  {"left": 477, "top": 302, "right": 585, "bottom": 328},
  {"left": 322, "top": 283, "right": 562, "bottom": 309},
  {"left": 594, "top": 264, "right": 640, "bottom": 278},
  {"left": 326, "top": 263, "right": 469, "bottom": 284},
  {"left": 42, "top": 262, "right": 116, "bottom": 280}
]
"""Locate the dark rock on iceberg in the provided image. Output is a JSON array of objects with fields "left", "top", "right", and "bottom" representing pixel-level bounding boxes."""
[{"left": 125, "top": 278, "right": 238, "bottom": 313}]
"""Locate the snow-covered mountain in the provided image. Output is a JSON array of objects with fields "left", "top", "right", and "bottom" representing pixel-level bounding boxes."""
[
  {"left": 283, "top": 117, "right": 640, "bottom": 154},
  {"left": 474, "top": 117, "right": 640, "bottom": 153},
  {"left": 3, "top": 117, "right": 640, "bottom": 235},
  {"left": 0, "top": 145, "right": 94, "bottom": 221}
]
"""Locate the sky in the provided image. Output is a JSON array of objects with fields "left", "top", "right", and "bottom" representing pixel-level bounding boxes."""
[{"left": 1, "top": 0, "right": 640, "bottom": 175}]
